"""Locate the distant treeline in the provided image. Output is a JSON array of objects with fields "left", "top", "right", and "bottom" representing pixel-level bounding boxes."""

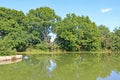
[{"left": 0, "top": 7, "right": 120, "bottom": 55}]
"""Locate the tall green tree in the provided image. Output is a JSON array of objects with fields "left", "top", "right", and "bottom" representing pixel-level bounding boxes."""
[
  {"left": 55, "top": 14, "right": 101, "bottom": 51},
  {"left": 98, "top": 25, "right": 110, "bottom": 50},
  {"left": 110, "top": 27, "right": 120, "bottom": 51},
  {"left": 0, "top": 19, "right": 31, "bottom": 52},
  {"left": 55, "top": 14, "right": 83, "bottom": 51},
  {"left": 0, "top": 7, "right": 31, "bottom": 52},
  {"left": 24, "top": 7, "right": 61, "bottom": 50}
]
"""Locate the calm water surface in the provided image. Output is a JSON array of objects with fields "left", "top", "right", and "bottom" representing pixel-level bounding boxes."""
[{"left": 0, "top": 53, "right": 120, "bottom": 80}]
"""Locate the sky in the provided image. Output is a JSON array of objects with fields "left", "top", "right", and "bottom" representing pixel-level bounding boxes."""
[{"left": 0, "top": 0, "right": 120, "bottom": 31}]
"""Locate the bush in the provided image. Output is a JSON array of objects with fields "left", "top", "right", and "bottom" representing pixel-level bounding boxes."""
[
  {"left": 34, "top": 42, "right": 49, "bottom": 51},
  {"left": 0, "top": 40, "right": 15, "bottom": 56}
]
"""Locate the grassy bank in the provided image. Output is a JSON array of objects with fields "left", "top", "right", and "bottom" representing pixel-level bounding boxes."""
[
  {"left": 17, "top": 49, "right": 64, "bottom": 55},
  {"left": 16, "top": 48, "right": 113, "bottom": 55}
]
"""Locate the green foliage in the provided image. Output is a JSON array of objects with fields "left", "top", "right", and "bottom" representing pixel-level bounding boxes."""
[
  {"left": 110, "top": 27, "right": 120, "bottom": 51},
  {"left": 0, "top": 18, "right": 31, "bottom": 52},
  {"left": 25, "top": 7, "right": 60, "bottom": 43},
  {"left": 55, "top": 14, "right": 101, "bottom": 51},
  {"left": 0, "top": 7, "right": 31, "bottom": 53},
  {"left": 0, "top": 7, "right": 25, "bottom": 25},
  {"left": 98, "top": 25, "right": 110, "bottom": 50},
  {"left": 0, "top": 7, "right": 120, "bottom": 55},
  {"left": 34, "top": 41, "right": 49, "bottom": 51},
  {"left": 0, "top": 40, "right": 15, "bottom": 56},
  {"left": 23, "top": 7, "right": 61, "bottom": 52}
]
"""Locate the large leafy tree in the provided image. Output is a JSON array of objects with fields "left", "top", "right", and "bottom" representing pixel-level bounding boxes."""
[
  {"left": 55, "top": 14, "right": 101, "bottom": 51},
  {"left": 0, "top": 19, "right": 31, "bottom": 52},
  {"left": 55, "top": 14, "right": 83, "bottom": 51},
  {"left": 98, "top": 25, "right": 110, "bottom": 50},
  {"left": 110, "top": 27, "right": 120, "bottom": 51},
  {"left": 0, "top": 7, "right": 31, "bottom": 52},
  {"left": 24, "top": 7, "right": 61, "bottom": 50},
  {"left": 79, "top": 18, "right": 101, "bottom": 51},
  {"left": 0, "top": 7, "right": 25, "bottom": 38}
]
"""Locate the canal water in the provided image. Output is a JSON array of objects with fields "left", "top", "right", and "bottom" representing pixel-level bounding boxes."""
[{"left": 0, "top": 53, "right": 120, "bottom": 80}]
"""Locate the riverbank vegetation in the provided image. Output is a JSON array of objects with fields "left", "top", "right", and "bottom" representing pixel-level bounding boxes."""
[{"left": 0, "top": 7, "right": 120, "bottom": 55}]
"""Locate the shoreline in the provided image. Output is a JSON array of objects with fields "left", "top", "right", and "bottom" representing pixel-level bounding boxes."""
[{"left": 17, "top": 51, "right": 112, "bottom": 55}]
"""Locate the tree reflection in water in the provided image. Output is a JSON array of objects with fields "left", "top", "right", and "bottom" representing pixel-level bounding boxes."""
[
  {"left": 47, "top": 58, "right": 57, "bottom": 77},
  {"left": 0, "top": 53, "right": 120, "bottom": 80}
]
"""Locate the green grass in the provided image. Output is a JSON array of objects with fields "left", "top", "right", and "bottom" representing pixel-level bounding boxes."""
[
  {"left": 17, "top": 48, "right": 65, "bottom": 55},
  {"left": 16, "top": 48, "right": 111, "bottom": 55}
]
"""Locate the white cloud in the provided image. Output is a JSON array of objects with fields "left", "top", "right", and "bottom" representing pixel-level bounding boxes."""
[{"left": 101, "top": 8, "right": 112, "bottom": 13}]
